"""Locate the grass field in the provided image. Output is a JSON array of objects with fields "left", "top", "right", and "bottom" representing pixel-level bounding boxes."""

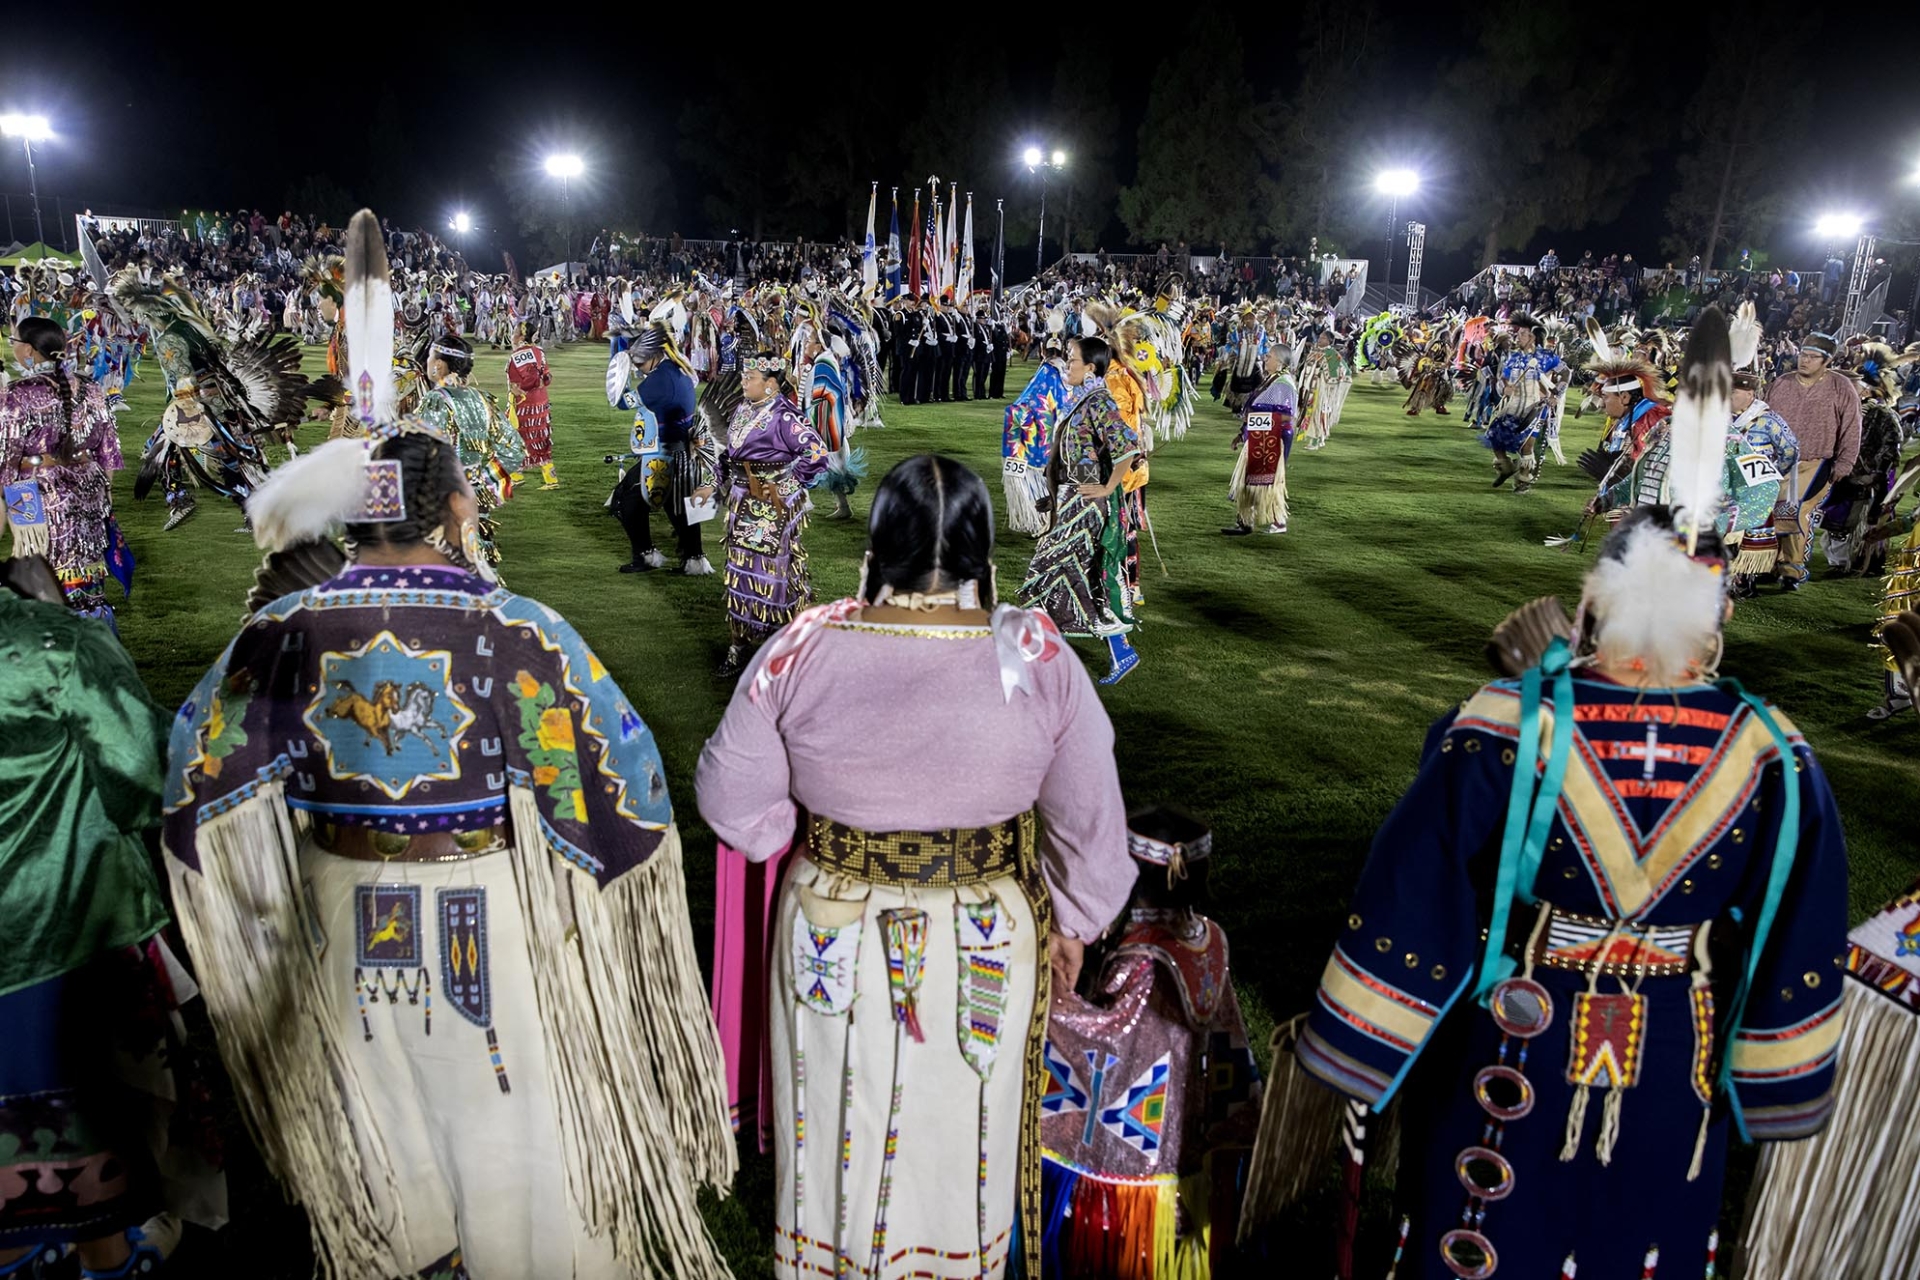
[{"left": 108, "top": 343, "right": 1919, "bottom": 1275}]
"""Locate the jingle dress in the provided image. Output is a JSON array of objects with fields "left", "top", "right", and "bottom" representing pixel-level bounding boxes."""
[
  {"left": 696, "top": 600, "right": 1134, "bottom": 1279},
  {"left": 414, "top": 376, "right": 524, "bottom": 562},
  {"left": 1299, "top": 667, "right": 1846, "bottom": 1279},
  {"left": 162, "top": 564, "right": 734, "bottom": 1279},
  {"left": 720, "top": 394, "right": 830, "bottom": 645},
  {"left": 505, "top": 341, "right": 554, "bottom": 466},
  {"left": 1229, "top": 372, "right": 1297, "bottom": 531},
  {"left": 1020, "top": 379, "right": 1142, "bottom": 638},
  {"left": 0, "top": 374, "right": 123, "bottom": 622}
]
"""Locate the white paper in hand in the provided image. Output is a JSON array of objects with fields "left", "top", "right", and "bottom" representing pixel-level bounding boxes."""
[{"left": 684, "top": 495, "right": 718, "bottom": 525}]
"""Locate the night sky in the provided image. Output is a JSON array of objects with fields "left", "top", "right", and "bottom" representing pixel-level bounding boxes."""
[{"left": 3, "top": 8, "right": 1918, "bottom": 286}]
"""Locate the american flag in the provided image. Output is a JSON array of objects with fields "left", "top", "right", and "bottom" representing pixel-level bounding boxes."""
[{"left": 922, "top": 191, "right": 940, "bottom": 295}]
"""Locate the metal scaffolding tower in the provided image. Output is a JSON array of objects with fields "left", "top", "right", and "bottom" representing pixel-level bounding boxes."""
[
  {"left": 1404, "top": 221, "right": 1427, "bottom": 311},
  {"left": 1840, "top": 234, "right": 1877, "bottom": 337}
]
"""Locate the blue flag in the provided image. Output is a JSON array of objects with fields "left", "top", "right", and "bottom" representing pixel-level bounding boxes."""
[{"left": 885, "top": 190, "right": 903, "bottom": 301}]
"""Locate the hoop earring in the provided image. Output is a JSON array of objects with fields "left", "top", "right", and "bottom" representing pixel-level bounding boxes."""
[{"left": 1695, "top": 631, "right": 1725, "bottom": 682}]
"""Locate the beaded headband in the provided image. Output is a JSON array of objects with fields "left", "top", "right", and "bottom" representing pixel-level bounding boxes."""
[
  {"left": 1126, "top": 828, "right": 1211, "bottom": 868},
  {"left": 743, "top": 355, "right": 785, "bottom": 374},
  {"left": 429, "top": 342, "right": 469, "bottom": 362}
]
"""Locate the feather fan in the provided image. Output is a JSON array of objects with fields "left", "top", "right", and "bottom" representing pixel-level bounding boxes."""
[
  {"left": 1729, "top": 299, "right": 1761, "bottom": 372},
  {"left": 343, "top": 209, "right": 396, "bottom": 427},
  {"left": 245, "top": 437, "right": 372, "bottom": 553},
  {"left": 1665, "top": 307, "right": 1733, "bottom": 553}
]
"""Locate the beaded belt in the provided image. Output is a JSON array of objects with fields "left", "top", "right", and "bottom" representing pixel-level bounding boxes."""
[
  {"left": 312, "top": 820, "right": 510, "bottom": 863},
  {"left": 804, "top": 811, "right": 1034, "bottom": 887},
  {"left": 1529, "top": 907, "right": 1706, "bottom": 979}
]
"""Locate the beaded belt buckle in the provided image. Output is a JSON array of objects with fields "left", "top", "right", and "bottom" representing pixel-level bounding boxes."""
[{"left": 1537, "top": 910, "right": 1699, "bottom": 978}]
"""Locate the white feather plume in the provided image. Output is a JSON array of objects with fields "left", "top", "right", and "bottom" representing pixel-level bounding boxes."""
[
  {"left": 343, "top": 209, "right": 395, "bottom": 427},
  {"left": 1583, "top": 519, "right": 1726, "bottom": 685},
  {"left": 246, "top": 437, "right": 371, "bottom": 552},
  {"left": 1728, "top": 299, "right": 1761, "bottom": 372},
  {"left": 1584, "top": 317, "right": 1612, "bottom": 362},
  {"left": 1665, "top": 307, "right": 1733, "bottom": 552}
]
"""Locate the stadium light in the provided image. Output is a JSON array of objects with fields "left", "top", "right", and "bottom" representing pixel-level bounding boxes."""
[
  {"left": 1, "top": 114, "right": 52, "bottom": 247},
  {"left": 544, "top": 155, "right": 584, "bottom": 283},
  {"left": 1022, "top": 145, "right": 1067, "bottom": 273},
  {"left": 1374, "top": 168, "right": 1420, "bottom": 197},
  {"left": 1374, "top": 169, "right": 1421, "bottom": 295},
  {"left": 449, "top": 211, "right": 472, "bottom": 234},
  {"left": 1813, "top": 213, "right": 1863, "bottom": 240}
]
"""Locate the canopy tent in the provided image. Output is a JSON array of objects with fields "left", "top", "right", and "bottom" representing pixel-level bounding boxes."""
[{"left": 0, "top": 242, "right": 73, "bottom": 266}]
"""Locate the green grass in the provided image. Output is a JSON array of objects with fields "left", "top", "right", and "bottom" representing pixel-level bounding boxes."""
[{"left": 112, "top": 345, "right": 1920, "bottom": 1275}]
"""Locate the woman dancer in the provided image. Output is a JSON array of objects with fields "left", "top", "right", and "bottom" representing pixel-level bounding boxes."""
[
  {"left": 0, "top": 317, "right": 124, "bottom": 624},
  {"left": 710, "top": 348, "right": 829, "bottom": 678},
  {"left": 698, "top": 454, "right": 1133, "bottom": 1280},
  {"left": 1020, "top": 335, "right": 1144, "bottom": 684}
]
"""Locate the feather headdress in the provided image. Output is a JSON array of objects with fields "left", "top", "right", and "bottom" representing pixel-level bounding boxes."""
[
  {"left": 1581, "top": 508, "right": 1728, "bottom": 686},
  {"left": 343, "top": 209, "right": 395, "bottom": 428},
  {"left": 1663, "top": 306, "right": 1733, "bottom": 554},
  {"left": 246, "top": 437, "right": 375, "bottom": 553}
]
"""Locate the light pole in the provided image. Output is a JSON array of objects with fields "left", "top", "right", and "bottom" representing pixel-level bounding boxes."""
[
  {"left": 1023, "top": 146, "right": 1066, "bottom": 277},
  {"left": 1374, "top": 168, "right": 1420, "bottom": 299},
  {"left": 544, "top": 153, "right": 583, "bottom": 283},
  {"left": 1, "top": 115, "right": 52, "bottom": 249},
  {"left": 449, "top": 211, "right": 472, "bottom": 236}
]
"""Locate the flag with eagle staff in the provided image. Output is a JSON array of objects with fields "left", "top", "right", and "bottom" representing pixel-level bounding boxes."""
[
  {"left": 885, "top": 187, "right": 902, "bottom": 300},
  {"left": 862, "top": 182, "right": 878, "bottom": 294},
  {"left": 957, "top": 193, "right": 975, "bottom": 306}
]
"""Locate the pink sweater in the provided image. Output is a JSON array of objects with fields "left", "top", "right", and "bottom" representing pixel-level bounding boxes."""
[
  {"left": 1764, "top": 370, "right": 1861, "bottom": 473},
  {"left": 695, "top": 609, "right": 1135, "bottom": 941}
]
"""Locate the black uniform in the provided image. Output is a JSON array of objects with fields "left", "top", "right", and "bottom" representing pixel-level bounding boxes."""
[
  {"left": 971, "top": 316, "right": 991, "bottom": 400},
  {"left": 930, "top": 307, "right": 954, "bottom": 403},
  {"left": 895, "top": 305, "right": 920, "bottom": 402},
  {"left": 988, "top": 313, "right": 1011, "bottom": 398},
  {"left": 951, "top": 313, "right": 973, "bottom": 402},
  {"left": 911, "top": 306, "right": 940, "bottom": 405}
]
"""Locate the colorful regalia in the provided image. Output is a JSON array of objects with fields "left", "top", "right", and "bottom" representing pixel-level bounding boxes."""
[
  {"left": 1, "top": 373, "right": 127, "bottom": 624},
  {"left": 1021, "top": 377, "right": 1142, "bottom": 641},
  {"left": 801, "top": 340, "right": 863, "bottom": 518},
  {"left": 1002, "top": 356, "right": 1070, "bottom": 536},
  {"left": 155, "top": 208, "right": 735, "bottom": 1280},
  {"left": 1482, "top": 325, "right": 1564, "bottom": 493},
  {"left": 1039, "top": 813, "right": 1263, "bottom": 1279},
  {"left": 1290, "top": 641, "right": 1848, "bottom": 1277},
  {"left": 1725, "top": 396, "right": 1799, "bottom": 580},
  {"left": 505, "top": 339, "right": 557, "bottom": 485},
  {"left": 1741, "top": 873, "right": 1920, "bottom": 1278},
  {"left": 1, "top": 590, "right": 224, "bottom": 1263},
  {"left": 1298, "top": 338, "right": 1353, "bottom": 450},
  {"left": 1401, "top": 341, "right": 1453, "bottom": 419},
  {"left": 1227, "top": 368, "right": 1296, "bottom": 534},
  {"left": 720, "top": 387, "right": 829, "bottom": 651},
  {"left": 696, "top": 594, "right": 1134, "bottom": 1280},
  {"left": 110, "top": 268, "right": 340, "bottom": 530},
  {"left": 414, "top": 373, "right": 524, "bottom": 564},
  {"left": 161, "top": 564, "right": 734, "bottom": 1278}
]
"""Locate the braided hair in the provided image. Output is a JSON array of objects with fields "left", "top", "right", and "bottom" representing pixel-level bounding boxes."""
[
  {"left": 342, "top": 432, "right": 465, "bottom": 551},
  {"left": 14, "top": 315, "right": 80, "bottom": 439}
]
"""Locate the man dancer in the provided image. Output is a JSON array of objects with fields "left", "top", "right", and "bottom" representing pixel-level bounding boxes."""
[
  {"left": 1764, "top": 332, "right": 1861, "bottom": 589},
  {"left": 1483, "top": 314, "right": 1563, "bottom": 494}
]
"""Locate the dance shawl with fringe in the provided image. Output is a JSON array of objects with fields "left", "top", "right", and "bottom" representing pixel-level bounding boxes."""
[{"left": 159, "top": 564, "right": 735, "bottom": 1279}]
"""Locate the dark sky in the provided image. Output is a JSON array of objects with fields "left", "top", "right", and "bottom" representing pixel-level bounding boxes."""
[{"left": 4, "top": 7, "right": 1919, "bottom": 287}]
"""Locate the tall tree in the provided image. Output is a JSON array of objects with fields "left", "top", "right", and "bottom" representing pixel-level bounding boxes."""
[
  {"left": 1254, "top": 0, "right": 1387, "bottom": 256},
  {"left": 1661, "top": 30, "right": 1809, "bottom": 271},
  {"left": 1431, "top": 1, "right": 1669, "bottom": 266},
  {"left": 1045, "top": 50, "right": 1123, "bottom": 253},
  {"left": 1117, "top": 12, "right": 1260, "bottom": 253}
]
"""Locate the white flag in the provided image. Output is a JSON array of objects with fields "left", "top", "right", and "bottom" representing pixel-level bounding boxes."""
[
  {"left": 946, "top": 182, "right": 960, "bottom": 295},
  {"left": 861, "top": 183, "right": 878, "bottom": 293},
  {"left": 957, "top": 194, "right": 975, "bottom": 306}
]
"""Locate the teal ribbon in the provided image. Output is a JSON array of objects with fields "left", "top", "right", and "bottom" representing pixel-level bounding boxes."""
[
  {"left": 1713, "top": 679, "right": 1804, "bottom": 1142},
  {"left": 1474, "top": 639, "right": 1576, "bottom": 1004}
]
